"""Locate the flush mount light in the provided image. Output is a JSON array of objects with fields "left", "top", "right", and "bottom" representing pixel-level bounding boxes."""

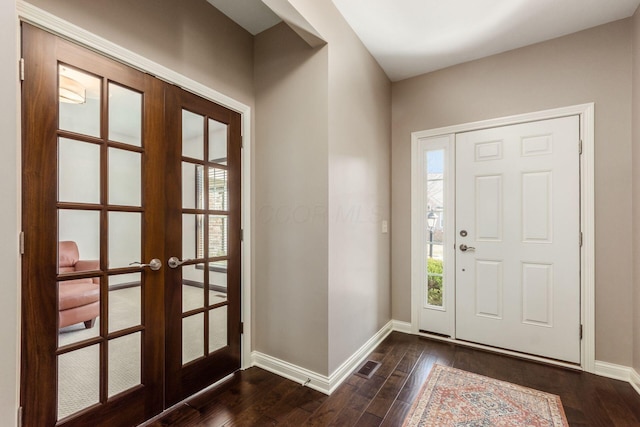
[{"left": 59, "top": 74, "right": 86, "bottom": 104}]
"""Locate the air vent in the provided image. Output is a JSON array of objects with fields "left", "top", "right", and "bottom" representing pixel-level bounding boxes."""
[{"left": 355, "top": 360, "right": 381, "bottom": 379}]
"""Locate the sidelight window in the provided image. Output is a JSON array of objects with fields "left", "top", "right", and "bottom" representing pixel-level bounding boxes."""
[{"left": 425, "top": 149, "right": 445, "bottom": 307}]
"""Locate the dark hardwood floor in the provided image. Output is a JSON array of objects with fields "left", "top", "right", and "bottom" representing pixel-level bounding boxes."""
[{"left": 148, "top": 332, "right": 640, "bottom": 426}]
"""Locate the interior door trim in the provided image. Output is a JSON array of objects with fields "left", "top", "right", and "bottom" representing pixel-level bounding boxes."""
[
  {"left": 410, "top": 103, "right": 595, "bottom": 373},
  {"left": 17, "top": 0, "right": 253, "bottom": 370}
]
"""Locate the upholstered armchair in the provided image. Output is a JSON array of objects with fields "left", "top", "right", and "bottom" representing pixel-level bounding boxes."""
[{"left": 58, "top": 241, "right": 100, "bottom": 329}]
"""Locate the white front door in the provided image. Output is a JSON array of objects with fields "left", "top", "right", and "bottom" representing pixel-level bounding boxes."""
[{"left": 455, "top": 116, "right": 581, "bottom": 363}]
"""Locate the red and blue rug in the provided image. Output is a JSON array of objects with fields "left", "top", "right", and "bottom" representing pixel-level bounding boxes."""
[{"left": 403, "top": 364, "right": 569, "bottom": 427}]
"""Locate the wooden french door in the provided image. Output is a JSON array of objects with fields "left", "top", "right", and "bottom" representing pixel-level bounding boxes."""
[
  {"left": 164, "top": 85, "right": 242, "bottom": 405},
  {"left": 21, "top": 24, "right": 242, "bottom": 426}
]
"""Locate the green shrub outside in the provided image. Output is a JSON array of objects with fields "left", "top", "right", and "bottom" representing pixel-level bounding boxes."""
[{"left": 427, "top": 257, "right": 443, "bottom": 306}]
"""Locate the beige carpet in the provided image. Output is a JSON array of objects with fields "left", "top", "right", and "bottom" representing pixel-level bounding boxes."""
[
  {"left": 57, "top": 285, "right": 227, "bottom": 420},
  {"left": 403, "top": 365, "right": 569, "bottom": 427}
]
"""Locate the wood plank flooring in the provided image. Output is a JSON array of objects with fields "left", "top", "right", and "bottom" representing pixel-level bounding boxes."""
[{"left": 148, "top": 332, "right": 640, "bottom": 426}]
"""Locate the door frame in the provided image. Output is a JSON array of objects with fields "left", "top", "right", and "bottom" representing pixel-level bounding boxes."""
[
  {"left": 410, "top": 103, "right": 595, "bottom": 372},
  {"left": 17, "top": 0, "right": 253, "bottom": 370}
]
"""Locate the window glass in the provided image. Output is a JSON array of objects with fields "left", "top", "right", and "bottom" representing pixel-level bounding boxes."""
[{"left": 426, "top": 149, "right": 445, "bottom": 307}]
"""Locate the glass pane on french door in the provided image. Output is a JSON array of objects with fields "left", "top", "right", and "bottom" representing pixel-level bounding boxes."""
[
  {"left": 55, "top": 63, "right": 146, "bottom": 420},
  {"left": 180, "top": 111, "right": 230, "bottom": 366}
]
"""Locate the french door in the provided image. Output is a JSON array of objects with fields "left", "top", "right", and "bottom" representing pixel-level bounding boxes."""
[
  {"left": 21, "top": 24, "right": 242, "bottom": 426},
  {"left": 414, "top": 115, "right": 581, "bottom": 364},
  {"left": 164, "top": 86, "right": 241, "bottom": 405}
]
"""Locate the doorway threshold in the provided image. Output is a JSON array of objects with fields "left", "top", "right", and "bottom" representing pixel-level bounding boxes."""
[{"left": 416, "top": 331, "right": 582, "bottom": 371}]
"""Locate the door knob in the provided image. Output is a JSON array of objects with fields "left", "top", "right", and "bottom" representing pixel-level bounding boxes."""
[
  {"left": 168, "top": 256, "right": 192, "bottom": 269},
  {"left": 459, "top": 244, "right": 475, "bottom": 252},
  {"left": 129, "top": 259, "right": 162, "bottom": 271}
]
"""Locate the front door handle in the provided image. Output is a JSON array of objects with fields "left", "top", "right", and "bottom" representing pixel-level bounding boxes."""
[
  {"left": 459, "top": 244, "right": 475, "bottom": 252},
  {"left": 130, "top": 258, "right": 162, "bottom": 271},
  {"left": 168, "top": 256, "right": 192, "bottom": 269}
]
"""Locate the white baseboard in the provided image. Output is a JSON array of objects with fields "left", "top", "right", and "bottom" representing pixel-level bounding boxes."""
[
  {"left": 251, "top": 351, "right": 332, "bottom": 394},
  {"left": 252, "top": 320, "right": 394, "bottom": 395},
  {"left": 594, "top": 360, "right": 633, "bottom": 382},
  {"left": 391, "top": 320, "right": 412, "bottom": 334},
  {"left": 595, "top": 360, "right": 640, "bottom": 396},
  {"left": 326, "top": 320, "right": 394, "bottom": 394},
  {"left": 631, "top": 367, "right": 640, "bottom": 395}
]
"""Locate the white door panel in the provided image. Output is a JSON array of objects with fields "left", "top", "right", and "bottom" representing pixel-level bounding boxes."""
[{"left": 455, "top": 116, "right": 580, "bottom": 363}]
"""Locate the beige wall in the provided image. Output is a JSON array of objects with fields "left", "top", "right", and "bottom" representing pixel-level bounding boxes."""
[
  {"left": 254, "top": 0, "right": 392, "bottom": 376},
  {"left": 27, "top": 0, "right": 254, "bottom": 107},
  {"left": 285, "top": 0, "right": 392, "bottom": 374},
  {"left": 392, "top": 19, "right": 634, "bottom": 366},
  {"left": 633, "top": 7, "right": 640, "bottom": 373},
  {"left": 253, "top": 22, "right": 330, "bottom": 374},
  {"left": 0, "top": 0, "right": 19, "bottom": 424},
  {"left": 324, "top": 5, "right": 391, "bottom": 375}
]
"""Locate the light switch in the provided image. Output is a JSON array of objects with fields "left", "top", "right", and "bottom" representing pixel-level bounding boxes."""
[{"left": 382, "top": 220, "right": 388, "bottom": 233}]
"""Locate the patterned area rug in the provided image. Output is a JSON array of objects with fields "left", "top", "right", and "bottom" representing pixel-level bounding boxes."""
[{"left": 403, "top": 365, "right": 569, "bottom": 427}]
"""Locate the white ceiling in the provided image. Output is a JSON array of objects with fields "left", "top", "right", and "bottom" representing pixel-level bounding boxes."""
[
  {"left": 333, "top": 0, "right": 640, "bottom": 81},
  {"left": 208, "top": 0, "right": 640, "bottom": 81}
]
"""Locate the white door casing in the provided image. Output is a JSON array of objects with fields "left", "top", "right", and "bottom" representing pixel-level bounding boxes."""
[{"left": 455, "top": 116, "right": 581, "bottom": 364}]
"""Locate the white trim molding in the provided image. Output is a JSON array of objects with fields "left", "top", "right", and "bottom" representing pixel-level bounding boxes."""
[
  {"left": 391, "top": 320, "right": 412, "bottom": 334},
  {"left": 595, "top": 360, "right": 633, "bottom": 382},
  {"left": 16, "top": 0, "right": 254, "bottom": 369},
  {"left": 631, "top": 368, "right": 640, "bottom": 396},
  {"left": 251, "top": 352, "right": 333, "bottom": 395},
  {"left": 595, "top": 361, "right": 640, "bottom": 396},
  {"left": 410, "top": 103, "right": 595, "bottom": 373},
  {"left": 252, "top": 321, "right": 394, "bottom": 395}
]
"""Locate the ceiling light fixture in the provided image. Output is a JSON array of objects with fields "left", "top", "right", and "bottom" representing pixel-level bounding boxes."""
[{"left": 59, "top": 75, "right": 86, "bottom": 104}]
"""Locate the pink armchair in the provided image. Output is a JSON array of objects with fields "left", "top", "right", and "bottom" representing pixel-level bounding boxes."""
[{"left": 58, "top": 241, "right": 100, "bottom": 329}]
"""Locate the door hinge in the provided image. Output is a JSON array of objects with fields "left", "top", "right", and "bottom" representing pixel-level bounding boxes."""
[
  {"left": 579, "top": 324, "right": 583, "bottom": 340},
  {"left": 579, "top": 139, "right": 583, "bottom": 155},
  {"left": 240, "top": 119, "right": 245, "bottom": 147},
  {"left": 240, "top": 229, "right": 244, "bottom": 242},
  {"left": 17, "top": 406, "right": 23, "bottom": 427},
  {"left": 19, "top": 58, "right": 24, "bottom": 81},
  {"left": 19, "top": 231, "right": 24, "bottom": 255},
  {"left": 579, "top": 232, "right": 583, "bottom": 247},
  {"left": 240, "top": 322, "right": 244, "bottom": 334}
]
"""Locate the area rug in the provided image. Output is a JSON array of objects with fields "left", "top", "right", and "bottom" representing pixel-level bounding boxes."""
[{"left": 403, "top": 364, "right": 569, "bottom": 427}]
